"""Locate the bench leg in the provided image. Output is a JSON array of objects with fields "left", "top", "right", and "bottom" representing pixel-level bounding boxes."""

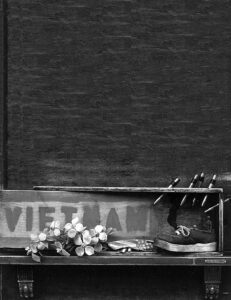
[
  {"left": 0, "top": 266, "right": 2, "bottom": 300},
  {"left": 17, "top": 266, "right": 34, "bottom": 298},
  {"left": 204, "top": 266, "right": 221, "bottom": 300}
]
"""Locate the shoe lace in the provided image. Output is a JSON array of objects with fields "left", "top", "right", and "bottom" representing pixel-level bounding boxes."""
[{"left": 175, "top": 225, "right": 190, "bottom": 237}]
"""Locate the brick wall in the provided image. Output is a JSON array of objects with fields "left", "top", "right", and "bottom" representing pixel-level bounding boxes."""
[{"left": 6, "top": 0, "right": 231, "bottom": 190}]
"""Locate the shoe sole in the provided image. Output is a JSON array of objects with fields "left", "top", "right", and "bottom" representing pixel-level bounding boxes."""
[{"left": 154, "top": 239, "right": 217, "bottom": 252}]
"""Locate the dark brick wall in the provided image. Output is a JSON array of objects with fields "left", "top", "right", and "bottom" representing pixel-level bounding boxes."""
[
  {"left": 6, "top": 0, "right": 231, "bottom": 190},
  {"left": 0, "top": 1, "right": 3, "bottom": 187}
]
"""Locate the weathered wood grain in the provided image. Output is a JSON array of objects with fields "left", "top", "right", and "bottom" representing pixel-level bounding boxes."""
[
  {"left": 0, "top": 253, "right": 229, "bottom": 266},
  {"left": 33, "top": 186, "right": 223, "bottom": 194}
]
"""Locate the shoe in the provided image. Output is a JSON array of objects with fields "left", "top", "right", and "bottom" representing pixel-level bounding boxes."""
[{"left": 154, "top": 225, "right": 217, "bottom": 252}]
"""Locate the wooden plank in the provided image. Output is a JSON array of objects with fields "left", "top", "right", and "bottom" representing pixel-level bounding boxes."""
[
  {"left": 0, "top": 254, "right": 195, "bottom": 266},
  {"left": 33, "top": 186, "right": 223, "bottom": 194},
  {"left": 0, "top": 190, "right": 219, "bottom": 248},
  {"left": 0, "top": 265, "right": 2, "bottom": 300},
  {"left": 0, "top": 254, "right": 230, "bottom": 266},
  {"left": 218, "top": 195, "right": 224, "bottom": 252}
]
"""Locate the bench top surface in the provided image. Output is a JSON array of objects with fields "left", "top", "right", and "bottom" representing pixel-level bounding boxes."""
[
  {"left": 0, "top": 252, "right": 229, "bottom": 266},
  {"left": 33, "top": 186, "right": 223, "bottom": 193}
]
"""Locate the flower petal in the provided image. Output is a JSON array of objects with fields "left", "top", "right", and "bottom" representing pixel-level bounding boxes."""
[
  {"left": 85, "top": 246, "right": 94, "bottom": 256},
  {"left": 71, "top": 217, "right": 79, "bottom": 226},
  {"left": 64, "top": 223, "right": 72, "bottom": 231},
  {"left": 75, "top": 246, "right": 85, "bottom": 257}
]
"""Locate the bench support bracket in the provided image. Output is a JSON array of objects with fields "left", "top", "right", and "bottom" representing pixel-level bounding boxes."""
[
  {"left": 17, "top": 266, "right": 34, "bottom": 298},
  {"left": 204, "top": 266, "right": 221, "bottom": 300}
]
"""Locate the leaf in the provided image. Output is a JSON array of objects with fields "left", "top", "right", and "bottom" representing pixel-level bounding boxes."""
[
  {"left": 91, "top": 237, "right": 99, "bottom": 245},
  {"left": 43, "top": 242, "right": 49, "bottom": 249},
  {"left": 54, "top": 220, "right": 61, "bottom": 229},
  {"left": 71, "top": 217, "right": 79, "bottom": 226},
  {"left": 94, "top": 243, "right": 103, "bottom": 253},
  {"left": 46, "top": 235, "right": 56, "bottom": 242},
  {"left": 74, "top": 234, "right": 83, "bottom": 246},
  {"left": 106, "top": 227, "right": 114, "bottom": 235},
  {"left": 43, "top": 228, "right": 49, "bottom": 234},
  {"left": 32, "top": 253, "right": 41, "bottom": 263},
  {"left": 31, "top": 243, "right": 38, "bottom": 253},
  {"left": 89, "top": 229, "right": 96, "bottom": 237},
  {"left": 60, "top": 249, "right": 71, "bottom": 256},
  {"left": 54, "top": 241, "right": 63, "bottom": 250},
  {"left": 64, "top": 223, "right": 73, "bottom": 231}
]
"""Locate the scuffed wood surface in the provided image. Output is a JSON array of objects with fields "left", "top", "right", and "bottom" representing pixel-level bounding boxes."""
[{"left": 0, "top": 253, "right": 229, "bottom": 266}]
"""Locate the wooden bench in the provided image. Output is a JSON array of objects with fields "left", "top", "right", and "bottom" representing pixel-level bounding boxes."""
[{"left": 0, "top": 187, "right": 226, "bottom": 299}]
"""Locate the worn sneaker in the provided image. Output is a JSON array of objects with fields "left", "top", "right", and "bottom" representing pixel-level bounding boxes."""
[{"left": 154, "top": 225, "right": 217, "bottom": 252}]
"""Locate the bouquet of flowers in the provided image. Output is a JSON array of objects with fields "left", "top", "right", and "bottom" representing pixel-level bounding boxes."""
[{"left": 25, "top": 217, "right": 114, "bottom": 262}]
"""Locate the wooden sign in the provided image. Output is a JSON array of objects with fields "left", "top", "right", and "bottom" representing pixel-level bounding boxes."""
[{"left": 0, "top": 190, "right": 206, "bottom": 248}]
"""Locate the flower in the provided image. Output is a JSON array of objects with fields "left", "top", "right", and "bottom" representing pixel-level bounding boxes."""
[
  {"left": 39, "top": 232, "right": 47, "bottom": 242},
  {"left": 54, "top": 228, "right": 61, "bottom": 237},
  {"left": 26, "top": 217, "right": 114, "bottom": 261},
  {"left": 75, "top": 223, "right": 84, "bottom": 232},
  {"left": 67, "top": 228, "right": 77, "bottom": 238},
  {"left": 83, "top": 235, "right": 91, "bottom": 245},
  {"left": 37, "top": 242, "right": 46, "bottom": 250},
  {"left": 95, "top": 225, "right": 104, "bottom": 233},
  {"left": 30, "top": 234, "right": 39, "bottom": 242},
  {"left": 99, "top": 232, "right": 107, "bottom": 242}
]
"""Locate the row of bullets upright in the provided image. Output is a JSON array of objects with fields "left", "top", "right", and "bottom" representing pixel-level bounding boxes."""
[{"left": 153, "top": 173, "right": 226, "bottom": 212}]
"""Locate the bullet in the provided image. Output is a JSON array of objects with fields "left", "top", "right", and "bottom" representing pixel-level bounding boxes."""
[
  {"left": 204, "top": 198, "right": 230, "bottom": 213},
  {"left": 153, "top": 178, "right": 180, "bottom": 205},
  {"left": 192, "top": 172, "right": 205, "bottom": 206},
  {"left": 180, "top": 174, "right": 199, "bottom": 206},
  {"left": 201, "top": 175, "right": 217, "bottom": 207}
]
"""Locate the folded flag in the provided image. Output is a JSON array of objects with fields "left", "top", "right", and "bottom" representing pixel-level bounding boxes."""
[{"left": 108, "top": 239, "right": 154, "bottom": 251}]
